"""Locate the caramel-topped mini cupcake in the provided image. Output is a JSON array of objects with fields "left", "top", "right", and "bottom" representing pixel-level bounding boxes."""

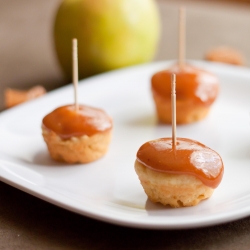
[
  {"left": 42, "top": 104, "right": 112, "bottom": 163},
  {"left": 135, "top": 137, "right": 224, "bottom": 207},
  {"left": 151, "top": 64, "right": 219, "bottom": 124}
]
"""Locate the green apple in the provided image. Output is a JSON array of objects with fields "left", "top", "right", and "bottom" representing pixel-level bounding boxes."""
[{"left": 53, "top": 0, "right": 160, "bottom": 80}]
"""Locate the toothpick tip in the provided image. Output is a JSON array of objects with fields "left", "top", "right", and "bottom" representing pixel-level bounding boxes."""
[{"left": 72, "top": 38, "right": 77, "bottom": 46}]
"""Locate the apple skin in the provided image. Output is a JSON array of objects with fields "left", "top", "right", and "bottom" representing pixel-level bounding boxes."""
[{"left": 53, "top": 0, "right": 160, "bottom": 80}]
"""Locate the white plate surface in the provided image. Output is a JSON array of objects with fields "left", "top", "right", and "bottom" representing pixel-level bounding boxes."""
[{"left": 1, "top": 60, "right": 250, "bottom": 229}]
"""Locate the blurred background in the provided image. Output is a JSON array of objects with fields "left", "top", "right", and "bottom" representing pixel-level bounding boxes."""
[{"left": 1, "top": 0, "right": 250, "bottom": 110}]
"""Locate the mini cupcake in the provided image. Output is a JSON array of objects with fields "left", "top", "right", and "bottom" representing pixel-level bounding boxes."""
[{"left": 42, "top": 104, "right": 112, "bottom": 163}]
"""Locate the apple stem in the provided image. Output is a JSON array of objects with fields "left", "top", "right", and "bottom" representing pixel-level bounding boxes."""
[
  {"left": 179, "top": 6, "right": 186, "bottom": 69},
  {"left": 72, "top": 38, "right": 79, "bottom": 112},
  {"left": 171, "top": 73, "right": 177, "bottom": 147}
]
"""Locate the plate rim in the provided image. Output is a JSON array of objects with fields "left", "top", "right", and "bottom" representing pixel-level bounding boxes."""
[{"left": 1, "top": 60, "right": 250, "bottom": 229}]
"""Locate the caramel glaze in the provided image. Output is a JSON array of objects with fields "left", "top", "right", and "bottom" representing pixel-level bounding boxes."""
[
  {"left": 136, "top": 138, "right": 224, "bottom": 189},
  {"left": 151, "top": 64, "right": 219, "bottom": 106},
  {"left": 42, "top": 105, "right": 112, "bottom": 139}
]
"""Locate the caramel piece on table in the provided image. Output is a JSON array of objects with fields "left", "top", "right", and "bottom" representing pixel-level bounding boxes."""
[
  {"left": 4, "top": 85, "right": 46, "bottom": 108},
  {"left": 205, "top": 46, "right": 245, "bottom": 66}
]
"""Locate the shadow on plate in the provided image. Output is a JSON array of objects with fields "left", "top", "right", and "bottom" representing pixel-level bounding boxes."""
[
  {"left": 18, "top": 150, "right": 71, "bottom": 167},
  {"left": 227, "top": 143, "right": 250, "bottom": 160},
  {"left": 126, "top": 114, "right": 158, "bottom": 127},
  {"left": 32, "top": 150, "right": 69, "bottom": 167},
  {"left": 145, "top": 198, "right": 172, "bottom": 211}
]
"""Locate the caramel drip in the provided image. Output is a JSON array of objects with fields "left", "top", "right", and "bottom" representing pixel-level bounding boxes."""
[
  {"left": 42, "top": 105, "right": 112, "bottom": 139},
  {"left": 136, "top": 138, "right": 224, "bottom": 189},
  {"left": 151, "top": 64, "right": 219, "bottom": 106}
]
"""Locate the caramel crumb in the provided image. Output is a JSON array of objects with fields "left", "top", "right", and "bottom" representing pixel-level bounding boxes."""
[
  {"left": 205, "top": 46, "right": 245, "bottom": 66},
  {"left": 4, "top": 85, "right": 46, "bottom": 108}
]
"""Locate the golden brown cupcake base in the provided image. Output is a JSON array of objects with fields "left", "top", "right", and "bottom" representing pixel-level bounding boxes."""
[
  {"left": 152, "top": 90, "right": 210, "bottom": 124},
  {"left": 42, "top": 128, "right": 112, "bottom": 163},
  {"left": 135, "top": 160, "right": 213, "bottom": 207}
]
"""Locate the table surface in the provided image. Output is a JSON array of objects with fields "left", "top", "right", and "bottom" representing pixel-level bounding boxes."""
[{"left": 1, "top": 0, "right": 250, "bottom": 249}]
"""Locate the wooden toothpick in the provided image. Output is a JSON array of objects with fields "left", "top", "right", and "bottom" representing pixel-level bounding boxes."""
[
  {"left": 171, "top": 73, "right": 176, "bottom": 147},
  {"left": 178, "top": 6, "right": 186, "bottom": 69},
  {"left": 72, "top": 38, "right": 79, "bottom": 112}
]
